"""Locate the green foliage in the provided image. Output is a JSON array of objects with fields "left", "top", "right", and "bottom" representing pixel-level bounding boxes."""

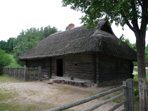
[
  {"left": 133, "top": 62, "right": 137, "bottom": 66},
  {"left": 0, "top": 38, "right": 16, "bottom": 53},
  {"left": 62, "top": 0, "right": 143, "bottom": 28},
  {"left": 0, "top": 50, "right": 12, "bottom": 74},
  {"left": 134, "top": 74, "right": 148, "bottom": 82},
  {"left": 124, "top": 39, "right": 136, "bottom": 51},
  {"left": 123, "top": 39, "right": 138, "bottom": 66},
  {"left": 13, "top": 26, "right": 57, "bottom": 59},
  {"left": 134, "top": 88, "right": 139, "bottom": 100},
  {"left": 145, "top": 45, "right": 148, "bottom": 66},
  {"left": 123, "top": 39, "right": 148, "bottom": 66},
  {"left": 134, "top": 74, "right": 139, "bottom": 82},
  {"left": 5, "top": 55, "right": 22, "bottom": 68},
  {"left": 6, "top": 63, "right": 22, "bottom": 68},
  {"left": 0, "top": 26, "right": 57, "bottom": 64},
  {"left": 118, "top": 34, "right": 124, "bottom": 45}
]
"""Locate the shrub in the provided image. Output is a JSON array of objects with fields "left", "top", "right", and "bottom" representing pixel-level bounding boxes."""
[
  {"left": 134, "top": 88, "right": 139, "bottom": 100},
  {"left": 0, "top": 50, "right": 12, "bottom": 74}
]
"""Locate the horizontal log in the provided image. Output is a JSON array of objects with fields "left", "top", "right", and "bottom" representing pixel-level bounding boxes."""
[
  {"left": 120, "top": 108, "right": 126, "bottom": 111},
  {"left": 85, "top": 93, "right": 124, "bottom": 111},
  {"left": 47, "top": 86, "right": 123, "bottom": 111},
  {"left": 108, "top": 100, "right": 125, "bottom": 111}
]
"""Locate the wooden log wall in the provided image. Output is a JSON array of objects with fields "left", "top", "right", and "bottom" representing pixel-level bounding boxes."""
[
  {"left": 24, "top": 53, "right": 134, "bottom": 85},
  {"left": 97, "top": 56, "right": 133, "bottom": 85},
  {"left": 52, "top": 54, "right": 95, "bottom": 82}
]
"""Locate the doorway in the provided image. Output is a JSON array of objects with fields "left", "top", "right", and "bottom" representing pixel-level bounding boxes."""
[{"left": 56, "top": 59, "right": 63, "bottom": 77}]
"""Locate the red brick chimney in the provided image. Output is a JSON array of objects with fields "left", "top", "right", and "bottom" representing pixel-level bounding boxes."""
[{"left": 68, "top": 23, "right": 75, "bottom": 30}]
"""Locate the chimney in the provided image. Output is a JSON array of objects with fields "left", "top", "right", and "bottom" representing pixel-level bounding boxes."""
[{"left": 68, "top": 23, "right": 75, "bottom": 30}]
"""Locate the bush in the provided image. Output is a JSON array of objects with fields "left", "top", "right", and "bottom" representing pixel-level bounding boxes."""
[
  {"left": 0, "top": 50, "right": 12, "bottom": 74},
  {"left": 134, "top": 88, "right": 139, "bottom": 100},
  {"left": 5, "top": 55, "right": 23, "bottom": 68}
]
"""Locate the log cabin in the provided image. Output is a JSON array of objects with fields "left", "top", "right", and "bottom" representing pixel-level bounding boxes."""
[{"left": 19, "top": 20, "right": 136, "bottom": 86}]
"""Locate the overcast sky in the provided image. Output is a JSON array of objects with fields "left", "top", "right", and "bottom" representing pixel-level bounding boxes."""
[{"left": 0, "top": 0, "right": 147, "bottom": 44}]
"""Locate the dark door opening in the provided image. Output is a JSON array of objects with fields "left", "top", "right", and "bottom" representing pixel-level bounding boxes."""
[{"left": 56, "top": 59, "right": 63, "bottom": 77}]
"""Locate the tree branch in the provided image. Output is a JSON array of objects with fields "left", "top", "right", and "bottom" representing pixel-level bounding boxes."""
[
  {"left": 125, "top": 19, "right": 134, "bottom": 32},
  {"left": 138, "top": 0, "right": 143, "bottom": 7},
  {"left": 112, "top": 0, "right": 134, "bottom": 31},
  {"left": 120, "top": 11, "right": 134, "bottom": 32},
  {"left": 140, "top": 1, "right": 148, "bottom": 32},
  {"left": 131, "top": 1, "right": 140, "bottom": 33}
]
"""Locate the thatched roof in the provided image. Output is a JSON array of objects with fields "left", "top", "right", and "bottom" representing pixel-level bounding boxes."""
[{"left": 19, "top": 20, "right": 136, "bottom": 61}]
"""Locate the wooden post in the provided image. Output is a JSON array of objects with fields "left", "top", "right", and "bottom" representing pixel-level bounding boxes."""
[
  {"left": 96, "top": 56, "right": 100, "bottom": 86},
  {"left": 139, "top": 78, "right": 148, "bottom": 111},
  {"left": 24, "top": 68, "right": 27, "bottom": 81},
  {"left": 8, "top": 68, "right": 10, "bottom": 76},
  {"left": 93, "top": 55, "right": 97, "bottom": 83},
  {"left": 146, "top": 82, "right": 148, "bottom": 111},
  {"left": 49, "top": 58, "right": 52, "bottom": 78},
  {"left": 123, "top": 81, "right": 127, "bottom": 111},
  {"left": 38, "top": 66, "right": 41, "bottom": 80},
  {"left": 123, "top": 79, "right": 134, "bottom": 111}
]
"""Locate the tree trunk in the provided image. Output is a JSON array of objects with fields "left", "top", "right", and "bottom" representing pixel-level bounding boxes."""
[{"left": 136, "top": 33, "right": 148, "bottom": 111}]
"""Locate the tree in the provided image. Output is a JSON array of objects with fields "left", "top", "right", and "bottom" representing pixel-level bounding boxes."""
[
  {"left": 62, "top": 0, "right": 148, "bottom": 110},
  {"left": 0, "top": 50, "right": 12, "bottom": 74},
  {"left": 124, "top": 39, "right": 136, "bottom": 51},
  {"left": 7, "top": 38, "right": 16, "bottom": 53},
  {"left": 145, "top": 45, "right": 148, "bottom": 66},
  {"left": 0, "top": 40, "right": 8, "bottom": 52},
  {"left": 13, "top": 26, "right": 57, "bottom": 59},
  {"left": 0, "top": 38, "right": 16, "bottom": 53}
]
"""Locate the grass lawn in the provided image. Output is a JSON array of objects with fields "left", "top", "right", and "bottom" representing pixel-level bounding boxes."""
[
  {"left": 0, "top": 74, "right": 26, "bottom": 111},
  {"left": 0, "top": 75, "right": 39, "bottom": 111},
  {"left": 0, "top": 74, "right": 22, "bottom": 83}
]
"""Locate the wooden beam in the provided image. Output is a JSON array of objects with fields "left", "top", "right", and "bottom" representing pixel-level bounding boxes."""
[
  {"left": 85, "top": 93, "right": 123, "bottom": 111},
  {"left": 47, "top": 86, "right": 123, "bottom": 111}
]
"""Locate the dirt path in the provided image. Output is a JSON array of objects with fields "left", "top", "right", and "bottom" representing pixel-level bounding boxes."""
[{"left": 0, "top": 80, "right": 123, "bottom": 111}]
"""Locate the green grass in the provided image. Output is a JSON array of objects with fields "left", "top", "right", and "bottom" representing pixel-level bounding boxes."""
[
  {"left": 0, "top": 74, "right": 54, "bottom": 111},
  {"left": 58, "top": 87, "right": 70, "bottom": 92},
  {"left": 0, "top": 101, "right": 53, "bottom": 111},
  {"left": 103, "top": 89, "right": 123, "bottom": 103},
  {"left": 0, "top": 88, "right": 19, "bottom": 101},
  {"left": 25, "top": 90, "right": 39, "bottom": 96},
  {"left": 0, "top": 74, "right": 22, "bottom": 83},
  {"left": 0, "top": 74, "right": 21, "bottom": 101},
  {"left": 0, "top": 102, "right": 37, "bottom": 111}
]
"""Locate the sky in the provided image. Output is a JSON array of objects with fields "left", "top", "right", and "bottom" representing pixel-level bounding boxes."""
[{"left": 0, "top": 0, "right": 147, "bottom": 44}]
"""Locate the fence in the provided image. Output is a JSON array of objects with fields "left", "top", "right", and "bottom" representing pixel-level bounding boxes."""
[
  {"left": 3, "top": 67, "right": 42, "bottom": 81},
  {"left": 47, "top": 79, "right": 134, "bottom": 111}
]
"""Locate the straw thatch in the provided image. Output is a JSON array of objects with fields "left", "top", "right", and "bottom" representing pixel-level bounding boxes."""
[{"left": 19, "top": 20, "right": 136, "bottom": 61}]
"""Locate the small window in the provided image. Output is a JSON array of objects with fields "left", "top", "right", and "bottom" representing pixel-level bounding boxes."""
[{"left": 75, "top": 64, "right": 78, "bottom": 66}]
